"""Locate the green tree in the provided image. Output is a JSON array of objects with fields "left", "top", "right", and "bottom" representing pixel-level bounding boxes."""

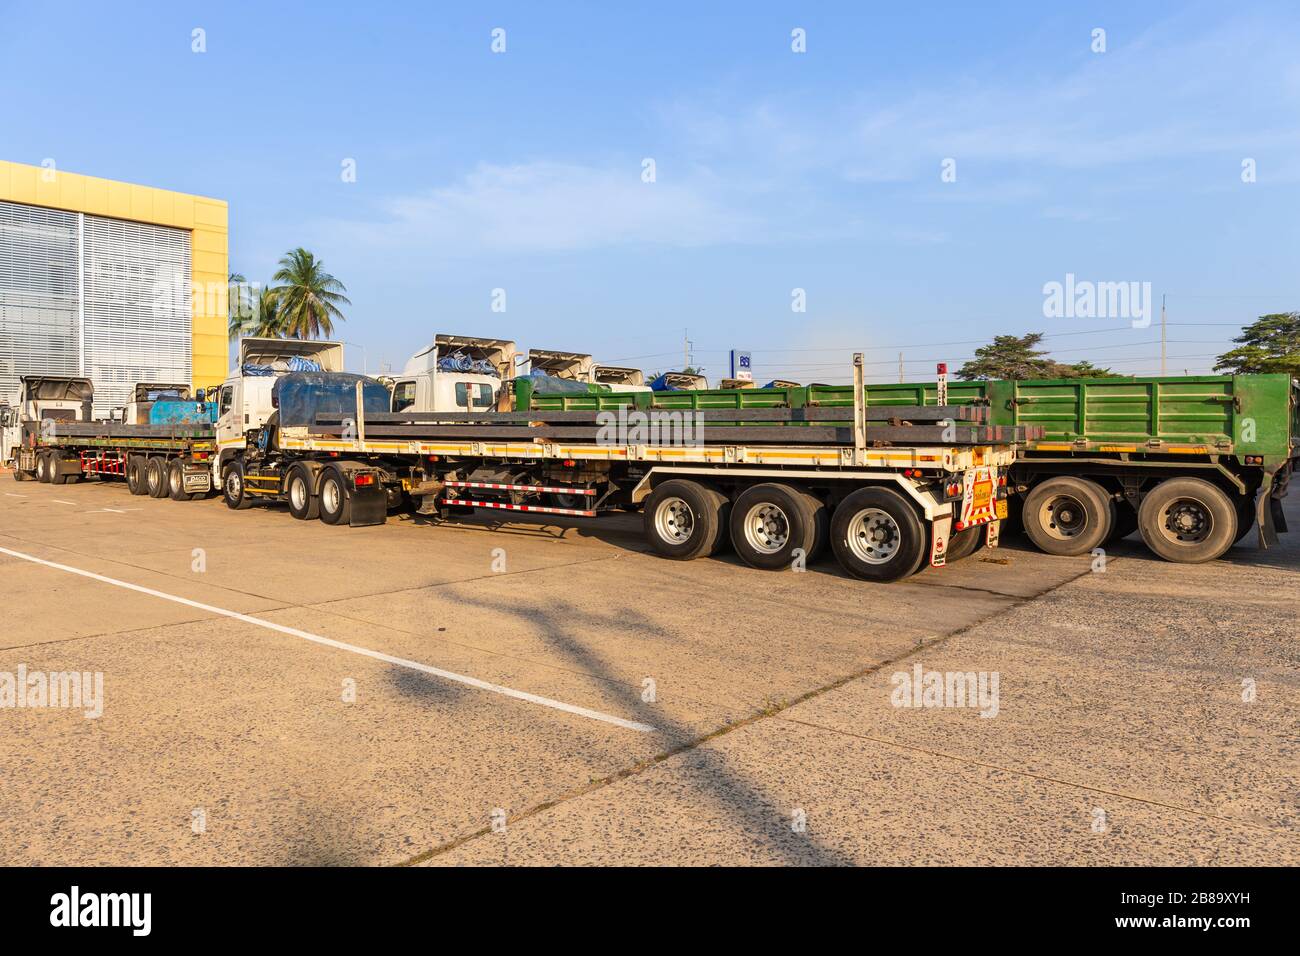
[
  {"left": 958, "top": 333, "right": 1120, "bottom": 380},
  {"left": 1214, "top": 312, "right": 1300, "bottom": 376},
  {"left": 227, "top": 273, "right": 286, "bottom": 339},
  {"left": 270, "top": 248, "right": 350, "bottom": 339}
]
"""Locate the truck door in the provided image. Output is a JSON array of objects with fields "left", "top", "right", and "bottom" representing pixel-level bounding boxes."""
[{"left": 216, "top": 380, "right": 242, "bottom": 445}]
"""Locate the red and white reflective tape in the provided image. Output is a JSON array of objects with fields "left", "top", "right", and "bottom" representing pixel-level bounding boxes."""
[
  {"left": 438, "top": 498, "right": 596, "bottom": 517},
  {"left": 444, "top": 480, "right": 596, "bottom": 496}
]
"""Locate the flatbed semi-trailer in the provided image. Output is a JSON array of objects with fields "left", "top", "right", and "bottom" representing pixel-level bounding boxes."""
[
  {"left": 523, "top": 372, "right": 1299, "bottom": 563},
  {"left": 211, "top": 355, "right": 1016, "bottom": 582}
]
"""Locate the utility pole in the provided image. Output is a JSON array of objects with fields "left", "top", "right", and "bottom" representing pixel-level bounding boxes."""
[
  {"left": 898, "top": 352, "right": 904, "bottom": 383},
  {"left": 683, "top": 328, "right": 690, "bottom": 372},
  {"left": 1160, "top": 295, "right": 1167, "bottom": 375}
]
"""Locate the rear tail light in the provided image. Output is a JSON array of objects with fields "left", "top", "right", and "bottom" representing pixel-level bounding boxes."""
[
  {"left": 354, "top": 473, "right": 375, "bottom": 487},
  {"left": 1244, "top": 455, "right": 1263, "bottom": 466},
  {"left": 945, "top": 482, "right": 961, "bottom": 498},
  {"left": 427, "top": 455, "right": 440, "bottom": 462}
]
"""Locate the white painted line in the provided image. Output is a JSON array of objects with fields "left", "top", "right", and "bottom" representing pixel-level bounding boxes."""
[
  {"left": 0, "top": 544, "right": 656, "bottom": 734},
  {"left": 51, "top": 500, "right": 76, "bottom": 505},
  {"left": 4, "top": 493, "right": 27, "bottom": 498}
]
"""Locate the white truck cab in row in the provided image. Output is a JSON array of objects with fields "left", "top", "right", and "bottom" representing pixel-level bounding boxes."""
[
  {"left": 214, "top": 338, "right": 346, "bottom": 450},
  {"left": 0, "top": 376, "right": 95, "bottom": 467}
]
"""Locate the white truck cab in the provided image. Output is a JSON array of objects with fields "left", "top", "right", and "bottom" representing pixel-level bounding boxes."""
[
  {"left": 391, "top": 334, "right": 517, "bottom": 414},
  {"left": 527, "top": 350, "right": 652, "bottom": 395},
  {"left": 215, "top": 338, "right": 346, "bottom": 451},
  {"left": 592, "top": 365, "right": 650, "bottom": 394},
  {"left": 1, "top": 376, "right": 95, "bottom": 468}
]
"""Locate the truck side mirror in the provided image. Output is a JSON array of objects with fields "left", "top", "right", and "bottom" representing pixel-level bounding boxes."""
[{"left": 195, "top": 388, "right": 206, "bottom": 403}]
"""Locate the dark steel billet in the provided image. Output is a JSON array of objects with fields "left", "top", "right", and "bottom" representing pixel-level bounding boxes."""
[{"left": 312, "top": 404, "right": 986, "bottom": 426}]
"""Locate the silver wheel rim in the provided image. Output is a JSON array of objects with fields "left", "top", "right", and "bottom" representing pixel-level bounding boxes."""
[
  {"left": 742, "top": 502, "right": 790, "bottom": 555},
  {"left": 322, "top": 479, "right": 341, "bottom": 515},
  {"left": 290, "top": 476, "right": 307, "bottom": 511},
  {"left": 147, "top": 464, "right": 159, "bottom": 492},
  {"left": 170, "top": 468, "right": 181, "bottom": 494},
  {"left": 846, "top": 507, "right": 901, "bottom": 565},
  {"left": 654, "top": 496, "right": 694, "bottom": 544},
  {"left": 226, "top": 471, "right": 241, "bottom": 498},
  {"left": 1039, "top": 493, "right": 1088, "bottom": 541},
  {"left": 1159, "top": 497, "right": 1213, "bottom": 544}
]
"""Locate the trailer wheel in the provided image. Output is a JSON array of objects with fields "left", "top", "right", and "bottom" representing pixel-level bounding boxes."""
[
  {"left": 125, "top": 455, "right": 146, "bottom": 495},
  {"left": 944, "top": 525, "right": 984, "bottom": 563},
  {"left": 643, "top": 479, "right": 728, "bottom": 560},
  {"left": 11, "top": 463, "right": 30, "bottom": 481},
  {"left": 167, "top": 460, "right": 194, "bottom": 501},
  {"left": 1138, "top": 478, "right": 1236, "bottom": 563},
  {"left": 830, "top": 487, "right": 926, "bottom": 582},
  {"left": 222, "top": 463, "right": 254, "bottom": 510},
  {"left": 145, "top": 457, "right": 169, "bottom": 498},
  {"left": 50, "top": 457, "right": 69, "bottom": 484},
  {"left": 318, "top": 468, "right": 352, "bottom": 526},
  {"left": 1022, "top": 477, "right": 1112, "bottom": 556},
  {"left": 727, "top": 483, "right": 822, "bottom": 571},
  {"left": 35, "top": 451, "right": 52, "bottom": 483},
  {"left": 286, "top": 465, "right": 320, "bottom": 521}
]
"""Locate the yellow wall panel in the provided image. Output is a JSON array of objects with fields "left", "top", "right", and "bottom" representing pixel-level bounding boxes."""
[{"left": 0, "top": 159, "right": 229, "bottom": 394}]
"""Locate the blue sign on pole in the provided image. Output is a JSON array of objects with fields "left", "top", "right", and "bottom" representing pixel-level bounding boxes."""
[{"left": 730, "top": 350, "right": 753, "bottom": 381}]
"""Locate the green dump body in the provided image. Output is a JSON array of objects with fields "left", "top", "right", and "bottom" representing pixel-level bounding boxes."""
[{"left": 515, "top": 373, "right": 1300, "bottom": 468}]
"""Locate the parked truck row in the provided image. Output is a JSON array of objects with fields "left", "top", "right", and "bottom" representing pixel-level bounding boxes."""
[
  {"left": 4, "top": 334, "right": 1296, "bottom": 572},
  {"left": 3, "top": 337, "right": 1017, "bottom": 582}
]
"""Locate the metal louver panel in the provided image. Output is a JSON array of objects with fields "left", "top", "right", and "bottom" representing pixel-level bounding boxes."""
[
  {"left": 0, "top": 200, "right": 80, "bottom": 403},
  {"left": 82, "top": 214, "right": 192, "bottom": 417}
]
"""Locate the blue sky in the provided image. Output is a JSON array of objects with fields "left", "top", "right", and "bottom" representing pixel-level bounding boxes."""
[{"left": 4, "top": 0, "right": 1298, "bottom": 381}]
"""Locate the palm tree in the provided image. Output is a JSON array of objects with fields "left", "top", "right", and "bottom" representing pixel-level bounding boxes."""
[{"left": 270, "top": 248, "right": 350, "bottom": 339}]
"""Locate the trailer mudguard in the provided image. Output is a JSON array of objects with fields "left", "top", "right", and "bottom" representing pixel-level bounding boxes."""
[{"left": 349, "top": 482, "right": 387, "bottom": 527}]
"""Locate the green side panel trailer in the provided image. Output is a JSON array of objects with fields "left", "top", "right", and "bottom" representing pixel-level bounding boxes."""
[{"left": 518, "top": 372, "right": 1299, "bottom": 562}]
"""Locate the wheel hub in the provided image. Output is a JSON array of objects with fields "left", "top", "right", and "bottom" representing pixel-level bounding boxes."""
[
  {"left": 743, "top": 503, "right": 790, "bottom": 554},
  {"left": 1164, "top": 499, "right": 1210, "bottom": 542},
  {"left": 846, "top": 508, "right": 900, "bottom": 564},
  {"left": 654, "top": 497, "right": 694, "bottom": 543},
  {"left": 1042, "top": 494, "right": 1088, "bottom": 540}
]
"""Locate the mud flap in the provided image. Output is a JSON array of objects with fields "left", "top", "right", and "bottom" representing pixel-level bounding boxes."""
[
  {"left": 929, "top": 514, "right": 952, "bottom": 568},
  {"left": 348, "top": 484, "right": 387, "bottom": 527},
  {"left": 986, "top": 518, "right": 1000, "bottom": 549}
]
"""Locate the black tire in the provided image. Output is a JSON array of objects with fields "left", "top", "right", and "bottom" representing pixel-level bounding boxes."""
[
  {"left": 318, "top": 468, "right": 352, "bottom": 526},
  {"left": 11, "top": 464, "right": 31, "bottom": 482},
  {"left": 643, "top": 479, "right": 729, "bottom": 560},
  {"left": 829, "top": 487, "right": 927, "bottom": 582},
  {"left": 1138, "top": 478, "right": 1236, "bottom": 563},
  {"left": 35, "top": 451, "right": 51, "bottom": 483},
  {"left": 286, "top": 465, "right": 320, "bottom": 521},
  {"left": 145, "top": 457, "right": 169, "bottom": 498},
  {"left": 50, "top": 457, "right": 69, "bottom": 484},
  {"left": 1106, "top": 501, "right": 1139, "bottom": 543},
  {"left": 1233, "top": 494, "right": 1257, "bottom": 546},
  {"left": 1022, "top": 476, "right": 1113, "bottom": 556},
  {"left": 167, "top": 460, "right": 194, "bottom": 501},
  {"left": 728, "top": 483, "right": 822, "bottom": 571},
  {"left": 798, "top": 490, "right": 829, "bottom": 564},
  {"left": 222, "top": 462, "right": 254, "bottom": 510},
  {"left": 945, "top": 525, "right": 984, "bottom": 563},
  {"left": 126, "top": 455, "right": 147, "bottom": 495}
]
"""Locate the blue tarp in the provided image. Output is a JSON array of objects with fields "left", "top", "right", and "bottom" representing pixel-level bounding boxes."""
[
  {"left": 242, "top": 356, "right": 324, "bottom": 377},
  {"left": 437, "top": 352, "right": 500, "bottom": 377},
  {"left": 272, "top": 372, "right": 391, "bottom": 428},
  {"left": 527, "top": 368, "right": 593, "bottom": 394},
  {"left": 648, "top": 373, "right": 679, "bottom": 391},
  {"left": 149, "top": 401, "right": 218, "bottom": 425}
]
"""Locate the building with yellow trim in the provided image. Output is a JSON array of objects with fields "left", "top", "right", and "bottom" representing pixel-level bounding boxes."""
[{"left": 0, "top": 159, "right": 228, "bottom": 414}]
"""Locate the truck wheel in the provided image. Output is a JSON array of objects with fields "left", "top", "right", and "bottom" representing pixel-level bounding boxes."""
[
  {"left": 126, "top": 455, "right": 146, "bottom": 495},
  {"left": 318, "top": 468, "right": 352, "bottom": 526},
  {"left": 1106, "top": 501, "right": 1138, "bottom": 543},
  {"left": 286, "top": 465, "right": 320, "bottom": 520},
  {"left": 728, "top": 483, "right": 822, "bottom": 570},
  {"left": 145, "top": 457, "right": 169, "bottom": 498},
  {"left": 167, "top": 460, "right": 194, "bottom": 501},
  {"left": 50, "top": 457, "right": 69, "bottom": 484},
  {"left": 643, "top": 479, "right": 728, "bottom": 560},
  {"left": 1022, "top": 477, "right": 1112, "bottom": 556},
  {"left": 222, "top": 463, "right": 254, "bottom": 510},
  {"left": 1138, "top": 478, "right": 1236, "bottom": 563},
  {"left": 944, "top": 525, "right": 983, "bottom": 563},
  {"left": 830, "top": 487, "right": 927, "bottom": 582},
  {"left": 11, "top": 464, "right": 31, "bottom": 482},
  {"left": 35, "top": 451, "right": 52, "bottom": 483}
]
